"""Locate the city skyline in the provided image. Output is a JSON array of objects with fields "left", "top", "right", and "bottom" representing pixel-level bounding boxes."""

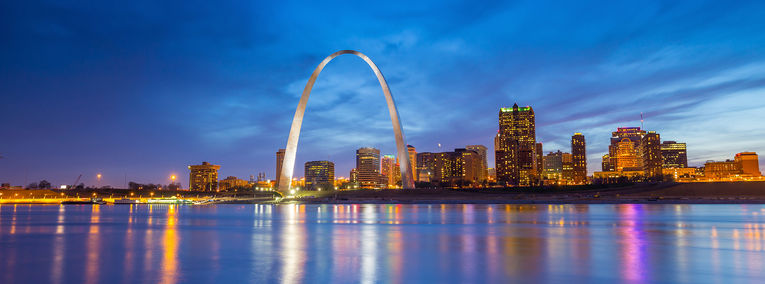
[{"left": 3, "top": 1, "right": 765, "bottom": 186}]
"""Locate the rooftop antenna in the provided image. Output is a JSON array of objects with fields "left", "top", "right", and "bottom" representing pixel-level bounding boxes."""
[{"left": 640, "top": 112, "right": 644, "bottom": 129}]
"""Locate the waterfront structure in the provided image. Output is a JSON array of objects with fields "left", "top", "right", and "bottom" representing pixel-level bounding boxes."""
[
  {"left": 278, "top": 50, "right": 415, "bottom": 192},
  {"left": 188, "top": 162, "right": 220, "bottom": 191},
  {"left": 219, "top": 176, "right": 249, "bottom": 191},
  {"left": 641, "top": 132, "right": 663, "bottom": 179},
  {"left": 735, "top": 152, "right": 762, "bottom": 176},
  {"left": 304, "top": 161, "right": 335, "bottom": 191},
  {"left": 356, "top": 147, "right": 381, "bottom": 188},
  {"left": 571, "top": 133, "right": 587, "bottom": 184},
  {"left": 381, "top": 155, "right": 397, "bottom": 188},
  {"left": 496, "top": 104, "right": 537, "bottom": 186},
  {"left": 660, "top": 141, "right": 688, "bottom": 168},
  {"left": 466, "top": 145, "right": 489, "bottom": 182},
  {"left": 276, "top": 149, "right": 285, "bottom": 188},
  {"left": 608, "top": 127, "right": 646, "bottom": 171},
  {"left": 704, "top": 160, "right": 742, "bottom": 179},
  {"left": 407, "top": 145, "right": 417, "bottom": 182}
]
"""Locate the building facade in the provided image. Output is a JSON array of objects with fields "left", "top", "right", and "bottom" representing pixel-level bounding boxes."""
[
  {"left": 641, "top": 132, "right": 662, "bottom": 179},
  {"left": 432, "top": 148, "right": 481, "bottom": 186},
  {"left": 304, "top": 161, "right": 335, "bottom": 191},
  {"left": 188, "top": 161, "right": 221, "bottom": 191},
  {"left": 218, "top": 176, "right": 249, "bottom": 191},
  {"left": 276, "top": 149, "right": 285, "bottom": 188},
  {"left": 381, "top": 155, "right": 397, "bottom": 188},
  {"left": 356, "top": 147, "right": 381, "bottom": 188},
  {"left": 407, "top": 145, "right": 417, "bottom": 182},
  {"left": 416, "top": 152, "right": 436, "bottom": 182},
  {"left": 496, "top": 104, "right": 537, "bottom": 186},
  {"left": 660, "top": 141, "right": 688, "bottom": 168},
  {"left": 735, "top": 152, "right": 761, "bottom": 176},
  {"left": 466, "top": 145, "right": 489, "bottom": 182},
  {"left": 571, "top": 133, "right": 587, "bottom": 184},
  {"left": 609, "top": 127, "right": 646, "bottom": 171}
]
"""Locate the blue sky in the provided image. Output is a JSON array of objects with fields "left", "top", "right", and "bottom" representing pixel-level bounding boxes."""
[{"left": 2, "top": 0, "right": 765, "bottom": 187}]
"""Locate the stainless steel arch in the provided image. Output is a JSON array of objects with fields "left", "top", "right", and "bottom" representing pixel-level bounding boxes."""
[{"left": 278, "top": 50, "right": 415, "bottom": 192}]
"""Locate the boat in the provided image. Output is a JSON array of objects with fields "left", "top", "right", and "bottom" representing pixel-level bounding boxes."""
[
  {"left": 62, "top": 198, "right": 107, "bottom": 205},
  {"left": 113, "top": 198, "right": 140, "bottom": 204}
]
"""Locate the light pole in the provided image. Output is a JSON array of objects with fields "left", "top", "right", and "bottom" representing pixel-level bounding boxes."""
[
  {"left": 96, "top": 173, "right": 102, "bottom": 188},
  {"left": 170, "top": 174, "right": 177, "bottom": 190}
]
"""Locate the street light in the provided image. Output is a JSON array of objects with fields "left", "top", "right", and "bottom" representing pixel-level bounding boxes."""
[{"left": 97, "top": 173, "right": 102, "bottom": 188}]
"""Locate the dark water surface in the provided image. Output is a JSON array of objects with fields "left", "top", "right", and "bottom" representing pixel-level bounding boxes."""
[{"left": 1, "top": 204, "right": 764, "bottom": 283}]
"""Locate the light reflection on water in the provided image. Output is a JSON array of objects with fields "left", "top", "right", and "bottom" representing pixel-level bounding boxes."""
[{"left": 0, "top": 204, "right": 764, "bottom": 283}]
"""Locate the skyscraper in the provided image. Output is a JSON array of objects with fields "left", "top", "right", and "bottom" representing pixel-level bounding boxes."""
[
  {"left": 543, "top": 151, "right": 565, "bottom": 181},
  {"left": 641, "top": 131, "right": 662, "bottom": 179},
  {"left": 432, "top": 148, "right": 481, "bottom": 186},
  {"left": 381, "top": 155, "right": 396, "bottom": 188},
  {"left": 609, "top": 127, "right": 646, "bottom": 171},
  {"left": 535, "top": 142, "right": 544, "bottom": 179},
  {"left": 660, "top": 141, "right": 688, "bottom": 168},
  {"left": 416, "top": 152, "right": 436, "bottom": 182},
  {"left": 735, "top": 152, "right": 761, "bottom": 176},
  {"left": 188, "top": 161, "right": 220, "bottom": 191},
  {"left": 466, "top": 145, "right": 488, "bottom": 182},
  {"left": 276, "top": 149, "right": 285, "bottom": 188},
  {"left": 304, "top": 161, "right": 334, "bottom": 191},
  {"left": 407, "top": 145, "right": 417, "bottom": 182},
  {"left": 496, "top": 103, "right": 537, "bottom": 186},
  {"left": 571, "top": 133, "right": 587, "bottom": 184},
  {"left": 356, "top": 147, "right": 381, "bottom": 188}
]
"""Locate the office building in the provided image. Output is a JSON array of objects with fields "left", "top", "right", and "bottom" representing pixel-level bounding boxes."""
[
  {"left": 466, "top": 145, "right": 489, "bottom": 182},
  {"left": 660, "top": 141, "right": 688, "bottom": 168},
  {"left": 608, "top": 127, "right": 646, "bottom": 171},
  {"left": 496, "top": 103, "right": 537, "bottom": 186},
  {"left": 276, "top": 149, "right": 285, "bottom": 188},
  {"left": 219, "top": 176, "right": 248, "bottom": 191},
  {"left": 571, "top": 133, "right": 587, "bottom": 184},
  {"left": 407, "top": 145, "right": 418, "bottom": 182},
  {"left": 381, "top": 155, "right": 397, "bottom": 188},
  {"left": 432, "top": 148, "right": 482, "bottom": 186},
  {"left": 188, "top": 161, "right": 220, "bottom": 191},
  {"left": 356, "top": 147, "right": 381, "bottom": 188},
  {"left": 535, "top": 142, "right": 544, "bottom": 179},
  {"left": 735, "top": 152, "right": 761, "bottom": 176},
  {"left": 304, "top": 161, "right": 334, "bottom": 191},
  {"left": 416, "top": 152, "right": 436, "bottom": 182},
  {"left": 641, "top": 132, "right": 662, "bottom": 179}
]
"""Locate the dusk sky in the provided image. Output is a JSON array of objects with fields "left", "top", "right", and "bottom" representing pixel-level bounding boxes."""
[{"left": 2, "top": 0, "right": 765, "bottom": 187}]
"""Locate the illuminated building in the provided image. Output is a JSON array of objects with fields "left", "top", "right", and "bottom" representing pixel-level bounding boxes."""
[
  {"left": 496, "top": 103, "right": 537, "bottom": 186},
  {"left": 416, "top": 152, "right": 436, "bottom": 182},
  {"left": 601, "top": 154, "right": 612, "bottom": 171},
  {"left": 660, "top": 141, "right": 687, "bottom": 168},
  {"left": 542, "top": 151, "right": 564, "bottom": 182},
  {"left": 487, "top": 168, "right": 496, "bottom": 182},
  {"left": 562, "top": 153, "right": 573, "bottom": 182},
  {"left": 571, "top": 133, "right": 587, "bottom": 184},
  {"left": 432, "top": 148, "right": 481, "bottom": 186},
  {"left": 304, "top": 161, "right": 334, "bottom": 191},
  {"left": 608, "top": 127, "right": 646, "bottom": 171},
  {"left": 641, "top": 132, "right": 662, "bottom": 179},
  {"left": 349, "top": 168, "right": 358, "bottom": 183},
  {"left": 407, "top": 145, "right": 418, "bottom": 182},
  {"left": 535, "top": 142, "right": 544, "bottom": 179},
  {"left": 276, "top": 149, "right": 285, "bottom": 188},
  {"left": 735, "top": 152, "right": 761, "bottom": 176},
  {"left": 218, "top": 176, "right": 249, "bottom": 191},
  {"left": 466, "top": 145, "right": 489, "bottom": 182},
  {"left": 356, "top": 147, "right": 381, "bottom": 188},
  {"left": 381, "top": 155, "right": 397, "bottom": 188},
  {"left": 188, "top": 161, "right": 220, "bottom": 191},
  {"left": 704, "top": 160, "right": 742, "bottom": 179},
  {"left": 662, "top": 168, "right": 698, "bottom": 180}
]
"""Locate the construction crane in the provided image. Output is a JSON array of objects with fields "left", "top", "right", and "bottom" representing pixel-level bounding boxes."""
[{"left": 70, "top": 174, "right": 82, "bottom": 190}]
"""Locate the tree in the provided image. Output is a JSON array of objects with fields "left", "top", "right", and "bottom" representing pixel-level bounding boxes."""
[
  {"left": 39, "top": 180, "right": 51, "bottom": 189},
  {"left": 27, "top": 182, "right": 38, "bottom": 189}
]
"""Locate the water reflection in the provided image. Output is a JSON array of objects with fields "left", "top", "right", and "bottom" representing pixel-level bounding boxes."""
[{"left": 1, "top": 204, "right": 765, "bottom": 283}]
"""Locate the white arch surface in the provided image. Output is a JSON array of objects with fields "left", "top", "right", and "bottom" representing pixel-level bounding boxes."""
[{"left": 278, "top": 50, "right": 415, "bottom": 192}]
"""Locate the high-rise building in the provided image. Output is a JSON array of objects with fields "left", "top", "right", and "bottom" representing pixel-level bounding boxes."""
[
  {"left": 416, "top": 152, "right": 436, "bottom": 182},
  {"left": 609, "top": 127, "right": 646, "bottom": 171},
  {"left": 407, "top": 145, "right": 418, "bottom": 182},
  {"left": 466, "top": 145, "right": 489, "bottom": 182},
  {"left": 496, "top": 103, "right": 537, "bottom": 186},
  {"left": 349, "top": 168, "right": 358, "bottom": 183},
  {"left": 601, "top": 154, "right": 612, "bottom": 171},
  {"left": 276, "top": 149, "right": 285, "bottom": 188},
  {"left": 432, "top": 148, "right": 481, "bottom": 186},
  {"left": 543, "top": 151, "right": 565, "bottom": 181},
  {"left": 381, "top": 155, "right": 396, "bottom": 188},
  {"left": 356, "top": 147, "right": 381, "bottom": 188},
  {"left": 535, "top": 142, "right": 544, "bottom": 178},
  {"left": 735, "top": 152, "right": 761, "bottom": 176},
  {"left": 571, "top": 133, "right": 587, "bottom": 184},
  {"left": 188, "top": 161, "right": 221, "bottom": 191},
  {"left": 562, "top": 153, "right": 573, "bottom": 182},
  {"left": 660, "top": 141, "right": 688, "bottom": 168},
  {"left": 641, "top": 132, "right": 662, "bottom": 179},
  {"left": 304, "top": 161, "right": 334, "bottom": 191}
]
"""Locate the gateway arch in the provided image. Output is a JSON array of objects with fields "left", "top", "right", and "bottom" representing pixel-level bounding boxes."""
[{"left": 278, "top": 50, "right": 415, "bottom": 192}]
